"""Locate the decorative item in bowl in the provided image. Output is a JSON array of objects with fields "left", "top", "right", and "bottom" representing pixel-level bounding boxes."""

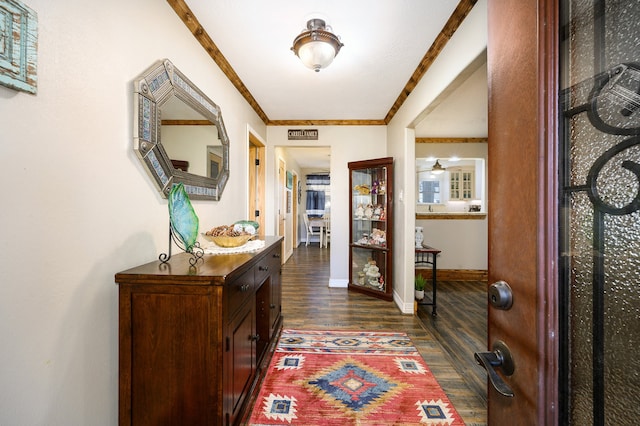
[
  {"left": 233, "top": 220, "right": 259, "bottom": 235},
  {"left": 202, "top": 223, "right": 257, "bottom": 247},
  {"left": 202, "top": 233, "right": 254, "bottom": 248}
]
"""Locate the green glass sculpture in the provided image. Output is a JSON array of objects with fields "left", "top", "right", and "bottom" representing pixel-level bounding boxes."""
[{"left": 168, "top": 183, "right": 199, "bottom": 252}]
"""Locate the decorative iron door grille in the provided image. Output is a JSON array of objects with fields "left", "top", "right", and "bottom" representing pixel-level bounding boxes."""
[{"left": 559, "top": 1, "right": 640, "bottom": 425}]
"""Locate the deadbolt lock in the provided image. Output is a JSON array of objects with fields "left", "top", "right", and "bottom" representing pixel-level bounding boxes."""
[{"left": 489, "top": 280, "right": 513, "bottom": 310}]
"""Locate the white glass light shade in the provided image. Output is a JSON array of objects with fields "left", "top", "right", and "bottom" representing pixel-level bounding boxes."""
[{"left": 297, "top": 41, "right": 337, "bottom": 71}]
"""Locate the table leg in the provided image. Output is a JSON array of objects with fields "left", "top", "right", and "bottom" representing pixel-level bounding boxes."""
[{"left": 431, "top": 253, "right": 437, "bottom": 316}]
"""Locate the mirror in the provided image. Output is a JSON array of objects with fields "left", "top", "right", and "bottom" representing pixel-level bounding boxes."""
[{"left": 133, "top": 59, "right": 229, "bottom": 200}]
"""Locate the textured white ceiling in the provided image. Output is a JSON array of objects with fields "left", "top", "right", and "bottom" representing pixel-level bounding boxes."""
[{"left": 185, "top": 0, "right": 461, "bottom": 121}]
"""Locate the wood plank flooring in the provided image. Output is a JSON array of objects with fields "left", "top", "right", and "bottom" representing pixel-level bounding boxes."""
[{"left": 254, "top": 244, "right": 487, "bottom": 425}]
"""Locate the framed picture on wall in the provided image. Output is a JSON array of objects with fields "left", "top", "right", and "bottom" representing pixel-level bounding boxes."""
[
  {"left": 286, "top": 171, "right": 293, "bottom": 189},
  {"left": 0, "top": 0, "right": 38, "bottom": 94},
  {"left": 207, "top": 145, "right": 223, "bottom": 179}
]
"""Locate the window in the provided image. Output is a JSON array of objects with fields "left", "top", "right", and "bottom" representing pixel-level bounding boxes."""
[
  {"left": 418, "top": 176, "right": 441, "bottom": 204},
  {"left": 305, "top": 174, "right": 330, "bottom": 217}
]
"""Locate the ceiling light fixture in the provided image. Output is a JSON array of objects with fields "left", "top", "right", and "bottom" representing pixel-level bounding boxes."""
[
  {"left": 291, "top": 18, "right": 343, "bottom": 72},
  {"left": 431, "top": 160, "right": 446, "bottom": 174}
]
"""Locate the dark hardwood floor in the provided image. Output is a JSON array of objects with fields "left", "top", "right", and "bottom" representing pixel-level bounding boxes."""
[{"left": 257, "top": 244, "right": 487, "bottom": 425}]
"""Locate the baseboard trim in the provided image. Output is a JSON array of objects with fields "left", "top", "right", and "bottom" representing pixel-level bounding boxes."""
[
  {"left": 329, "top": 278, "right": 348, "bottom": 288},
  {"left": 415, "top": 268, "right": 488, "bottom": 282}
]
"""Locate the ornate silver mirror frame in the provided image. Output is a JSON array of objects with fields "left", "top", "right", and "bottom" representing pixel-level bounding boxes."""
[{"left": 133, "top": 59, "right": 229, "bottom": 200}]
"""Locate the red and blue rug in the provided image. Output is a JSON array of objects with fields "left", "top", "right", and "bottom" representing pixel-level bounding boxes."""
[{"left": 248, "top": 329, "right": 465, "bottom": 425}]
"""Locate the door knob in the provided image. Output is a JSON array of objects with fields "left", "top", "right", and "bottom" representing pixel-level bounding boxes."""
[
  {"left": 474, "top": 340, "right": 515, "bottom": 397},
  {"left": 488, "top": 280, "right": 513, "bottom": 310}
]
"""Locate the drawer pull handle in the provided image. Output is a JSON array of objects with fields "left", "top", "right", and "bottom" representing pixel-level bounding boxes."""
[
  {"left": 259, "top": 266, "right": 269, "bottom": 271},
  {"left": 240, "top": 284, "right": 250, "bottom": 292},
  {"left": 273, "top": 253, "right": 281, "bottom": 258},
  {"left": 270, "top": 304, "right": 276, "bottom": 309},
  {"left": 249, "top": 334, "right": 260, "bottom": 342}
]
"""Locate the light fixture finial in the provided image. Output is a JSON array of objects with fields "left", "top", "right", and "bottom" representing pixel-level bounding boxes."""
[
  {"left": 431, "top": 160, "right": 446, "bottom": 174},
  {"left": 291, "top": 18, "right": 343, "bottom": 72}
]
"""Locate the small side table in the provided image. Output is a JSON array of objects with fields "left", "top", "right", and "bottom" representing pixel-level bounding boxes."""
[{"left": 415, "top": 244, "right": 441, "bottom": 316}]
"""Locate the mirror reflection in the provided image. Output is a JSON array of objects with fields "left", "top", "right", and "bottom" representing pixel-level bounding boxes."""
[
  {"left": 161, "top": 96, "right": 223, "bottom": 179},
  {"left": 133, "top": 59, "right": 229, "bottom": 200}
]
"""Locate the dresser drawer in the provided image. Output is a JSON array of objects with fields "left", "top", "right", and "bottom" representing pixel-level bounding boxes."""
[
  {"left": 226, "top": 267, "right": 254, "bottom": 318},
  {"left": 254, "top": 248, "right": 277, "bottom": 285},
  {"left": 268, "top": 247, "right": 282, "bottom": 271}
]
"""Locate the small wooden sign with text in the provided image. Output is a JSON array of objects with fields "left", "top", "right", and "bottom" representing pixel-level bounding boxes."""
[{"left": 288, "top": 129, "right": 318, "bottom": 140}]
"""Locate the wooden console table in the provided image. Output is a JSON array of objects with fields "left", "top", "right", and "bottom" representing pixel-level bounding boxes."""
[
  {"left": 115, "top": 236, "right": 283, "bottom": 426},
  {"left": 415, "top": 244, "right": 441, "bottom": 316}
]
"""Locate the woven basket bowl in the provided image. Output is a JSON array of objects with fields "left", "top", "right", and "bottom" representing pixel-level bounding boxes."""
[{"left": 202, "top": 234, "right": 254, "bottom": 248}]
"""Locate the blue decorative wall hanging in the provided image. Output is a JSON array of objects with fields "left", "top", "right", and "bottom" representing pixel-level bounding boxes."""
[{"left": 0, "top": 0, "right": 37, "bottom": 94}]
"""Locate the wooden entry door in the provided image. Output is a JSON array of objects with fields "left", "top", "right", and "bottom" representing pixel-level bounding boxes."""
[{"left": 482, "top": 0, "right": 558, "bottom": 423}]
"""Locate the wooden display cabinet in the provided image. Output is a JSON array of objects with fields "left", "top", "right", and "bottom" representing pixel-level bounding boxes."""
[{"left": 348, "top": 157, "right": 393, "bottom": 301}]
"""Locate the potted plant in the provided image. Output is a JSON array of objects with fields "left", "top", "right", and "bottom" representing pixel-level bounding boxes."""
[{"left": 415, "top": 274, "right": 426, "bottom": 300}]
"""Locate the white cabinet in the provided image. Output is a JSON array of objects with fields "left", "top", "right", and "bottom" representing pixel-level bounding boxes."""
[{"left": 449, "top": 170, "right": 474, "bottom": 200}]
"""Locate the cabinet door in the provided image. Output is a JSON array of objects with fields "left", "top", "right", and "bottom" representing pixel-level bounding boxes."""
[
  {"left": 226, "top": 299, "right": 255, "bottom": 423},
  {"left": 449, "top": 170, "right": 474, "bottom": 200},
  {"left": 350, "top": 246, "right": 390, "bottom": 296},
  {"left": 269, "top": 250, "right": 282, "bottom": 334},
  {"left": 255, "top": 279, "right": 270, "bottom": 362},
  {"left": 129, "top": 292, "right": 213, "bottom": 425}
]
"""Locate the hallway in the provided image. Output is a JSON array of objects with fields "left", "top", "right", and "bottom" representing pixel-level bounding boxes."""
[{"left": 277, "top": 244, "right": 487, "bottom": 425}]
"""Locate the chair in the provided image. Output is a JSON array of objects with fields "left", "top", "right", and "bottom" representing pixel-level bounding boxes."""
[
  {"left": 303, "top": 213, "right": 322, "bottom": 246},
  {"left": 323, "top": 214, "right": 331, "bottom": 247}
]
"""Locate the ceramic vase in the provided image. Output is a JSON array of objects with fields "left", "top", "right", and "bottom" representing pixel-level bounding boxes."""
[{"left": 415, "top": 226, "right": 424, "bottom": 248}]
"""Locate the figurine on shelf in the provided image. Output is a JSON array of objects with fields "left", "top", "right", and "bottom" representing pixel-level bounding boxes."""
[
  {"left": 379, "top": 207, "right": 386, "bottom": 221},
  {"left": 378, "top": 275, "right": 385, "bottom": 290},
  {"left": 378, "top": 181, "right": 386, "bottom": 194},
  {"left": 364, "top": 203, "right": 374, "bottom": 219},
  {"left": 372, "top": 204, "right": 383, "bottom": 220},
  {"left": 371, "top": 180, "right": 379, "bottom": 194},
  {"left": 354, "top": 184, "right": 370, "bottom": 195},
  {"left": 355, "top": 203, "right": 365, "bottom": 219},
  {"left": 365, "top": 260, "right": 380, "bottom": 286},
  {"left": 357, "top": 233, "right": 370, "bottom": 245},
  {"left": 370, "top": 228, "right": 386, "bottom": 246}
]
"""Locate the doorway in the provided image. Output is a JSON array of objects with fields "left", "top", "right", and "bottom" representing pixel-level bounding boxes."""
[
  {"left": 248, "top": 132, "right": 265, "bottom": 236},
  {"left": 279, "top": 146, "right": 331, "bottom": 250}
]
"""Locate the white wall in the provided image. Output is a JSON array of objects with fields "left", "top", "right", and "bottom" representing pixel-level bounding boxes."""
[
  {"left": 266, "top": 126, "right": 387, "bottom": 287},
  {"left": 387, "top": 0, "right": 488, "bottom": 313},
  {"left": 415, "top": 63, "right": 488, "bottom": 137},
  {"left": 0, "top": 0, "right": 265, "bottom": 423}
]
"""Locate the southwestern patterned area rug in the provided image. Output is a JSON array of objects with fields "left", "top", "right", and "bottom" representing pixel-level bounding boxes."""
[{"left": 248, "top": 329, "right": 464, "bottom": 425}]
